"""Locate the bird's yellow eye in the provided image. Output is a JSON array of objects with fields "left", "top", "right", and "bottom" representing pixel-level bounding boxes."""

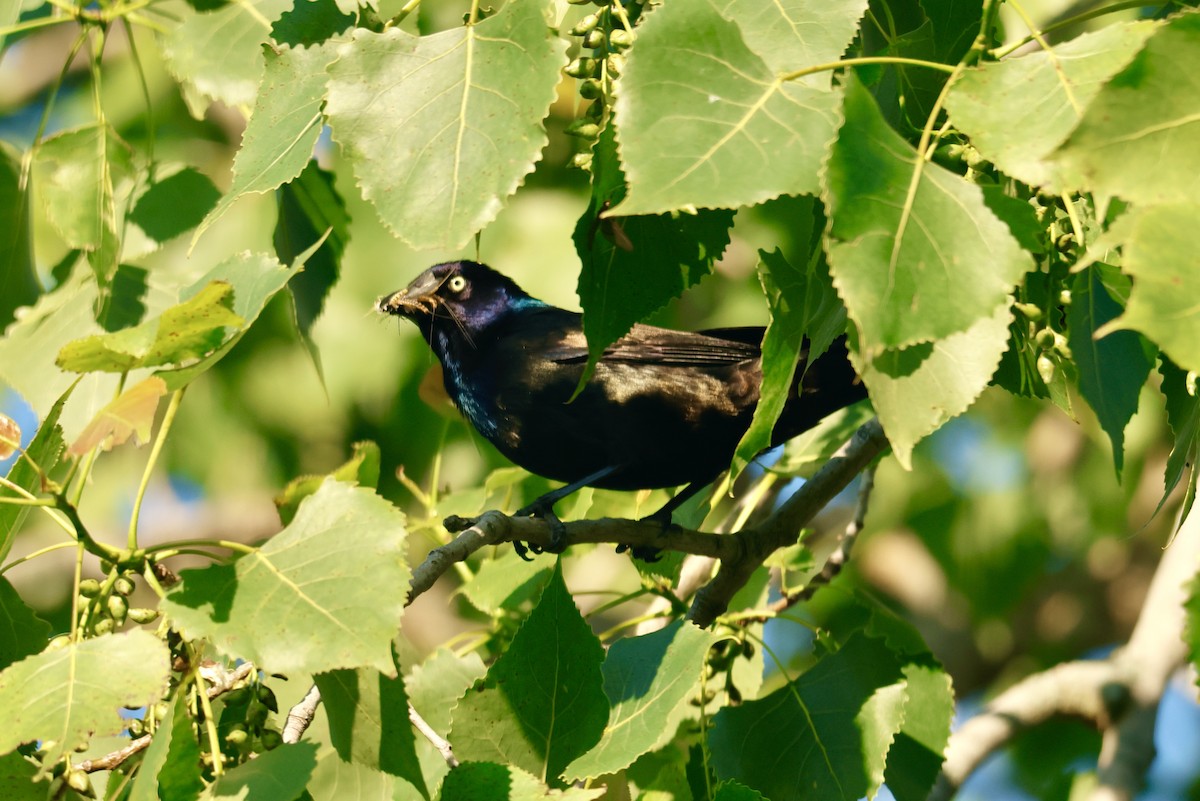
[{"left": 447, "top": 275, "right": 468, "bottom": 293}]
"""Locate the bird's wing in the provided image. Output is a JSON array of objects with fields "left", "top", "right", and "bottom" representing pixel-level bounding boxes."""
[{"left": 544, "top": 324, "right": 763, "bottom": 367}]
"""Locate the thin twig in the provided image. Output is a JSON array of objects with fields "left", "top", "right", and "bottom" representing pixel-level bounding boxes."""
[
  {"left": 78, "top": 662, "right": 255, "bottom": 773},
  {"left": 282, "top": 684, "right": 323, "bottom": 745},
  {"left": 409, "top": 703, "right": 458, "bottom": 767}
]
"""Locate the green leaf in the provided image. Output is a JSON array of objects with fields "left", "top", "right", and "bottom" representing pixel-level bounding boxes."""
[
  {"left": 731, "top": 247, "right": 845, "bottom": 478},
  {"left": 710, "top": 0, "right": 868, "bottom": 85},
  {"left": 459, "top": 550, "right": 551, "bottom": 616},
  {"left": 68, "top": 376, "right": 167, "bottom": 455},
  {"left": 200, "top": 43, "right": 334, "bottom": 238},
  {"left": 1158, "top": 359, "right": 1200, "bottom": 524},
  {"left": 0, "top": 751, "right": 40, "bottom": 801},
  {"left": 0, "top": 0, "right": 20, "bottom": 51},
  {"left": 308, "top": 747, "right": 410, "bottom": 801},
  {"left": 918, "top": 0, "right": 980, "bottom": 63},
  {"left": 271, "top": 0, "right": 354, "bottom": 47},
  {"left": 198, "top": 742, "right": 317, "bottom": 801},
  {"left": 97, "top": 264, "right": 150, "bottom": 332},
  {"left": 1097, "top": 203, "right": 1200, "bottom": 375},
  {"left": 1068, "top": 267, "right": 1153, "bottom": 477},
  {"left": 825, "top": 75, "right": 1032, "bottom": 352},
  {"left": 708, "top": 634, "right": 906, "bottom": 801},
  {"left": 451, "top": 561, "right": 607, "bottom": 783},
  {"left": 129, "top": 167, "right": 221, "bottom": 245},
  {"left": 0, "top": 141, "right": 37, "bottom": 330},
  {"left": 1187, "top": 566, "right": 1200, "bottom": 694},
  {"left": 315, "top": 643, "right": 428, "bottom": 798},
  {"left": 851, "top": 300, "right": 1011, "bottom": 470},
  {"left": 0, "top": 579, "right": 50, "bottom": 671},
  {"left": 275, "top": 440, "right": 381, "bottom": 525},
  {"left": 439, "top": 762, "right": 604, "bottom": 801},
  {"left": 157, "top": 250, "right": 310, "bottom": 390},
  {"left": 275, "top": 160, "right": 349, "bottom": 341},
  {"left": 161, "top": 0, "right": 292, "bottom": 116},
  {"left": 129, "top": 693, "right": 203, "bottom": 801},
  {"left": 407, "top": 649, "right": 487, "bottom": 793},
  {"left": 774, "top": 399, "right": 874, "bottom": 477},
  {"left": 884, "top": 663, "right": 953, "bottom": 801},
  {"left": 713, "top": 780, "right": 767, "bottom": 800},
  {"left": 0, "top": 629, "right": 170, "bottom": 767},
  {"left": 612, "top": 0, "right": 840, "bottom": 216},
  {"left": 573, "top": 125, "right": 733, "bottom": 369},
  {"left": 0, "top": 387, "right": 67, "bottom": 563},
  {"left": 31, "top": 124, "right": 131, "bottom": 282},
  {"left": 325, "top": 0, "right": 568, "bottom": 250},
  {"left": 56, "top": 281, "right": 243, "bottom": 373},
  {"left": 947, "top": 21, "right": 1157, "bottom": 188},
  {"left": 565, "top": 620, "right": 718, "bottom": 781},
  {"left": 1054, "top": 13, "right": 1200, "bottom": 205},
  {"left": 162, "top": 479, "right": 410, "bottom": 674}
]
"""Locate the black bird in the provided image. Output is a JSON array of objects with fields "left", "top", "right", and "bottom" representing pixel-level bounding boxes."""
[{"left": 378, "top": 260, "right": 867, "bottom": 549}]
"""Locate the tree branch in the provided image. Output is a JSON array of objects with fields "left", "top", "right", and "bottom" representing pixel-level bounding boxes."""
[{"left": 931, "top": 503, "right": 1200, "bottom": 801}]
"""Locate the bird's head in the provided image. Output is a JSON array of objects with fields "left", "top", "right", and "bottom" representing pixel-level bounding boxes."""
[{"left": 376, "top": 261, "right": 545, "bottom": 348}]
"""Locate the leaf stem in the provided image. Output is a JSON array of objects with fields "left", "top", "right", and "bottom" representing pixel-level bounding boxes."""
[
  {"left": 780, "top": 56, "right": 955, "bottom": 83},
  {"left": 128, "top": 388, "right": 185, "bottom": 550},
  {"left": 191, "top": 652, "right": 225, "bottom": 776},
  {"left": 0, "top": 476, "right": 77, "bottom": 536},
  {"left": 71, "top": 542, "right": 85, "bottom": 640},
  {"left": 0, "top": 540, "right": 78, "bottom": 575},
  {"left": 144, "top": 538, "right": 257, "bottom": 555},
  {"left": 994, "top": 0, "right": 1152, "bottom": 58},
  {"left": 0, "top": 13, "right": 69, "bottom": 36},
  {"left": 54, "top": 494, "right": 121, "bottom": 560},
  {"left": 385, "top": 0, "right": 421, "bottom": 29}
]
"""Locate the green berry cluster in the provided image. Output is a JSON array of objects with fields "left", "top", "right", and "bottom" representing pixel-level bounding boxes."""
[{"left": 563, "top": 0, "right": 638, "bottom": 170}]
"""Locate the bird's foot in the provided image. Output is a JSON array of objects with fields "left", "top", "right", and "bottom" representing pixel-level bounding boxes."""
[
  {"left": 615, "top": 509, "right": 677, "bottom": 562},
  {"left": 514, "top": 498, "right": 568, "bottom": 557}
]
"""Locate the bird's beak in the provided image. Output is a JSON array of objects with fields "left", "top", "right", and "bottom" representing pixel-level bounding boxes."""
[{"left": 376, "top": 271, "right": 442, "bottom": 318}]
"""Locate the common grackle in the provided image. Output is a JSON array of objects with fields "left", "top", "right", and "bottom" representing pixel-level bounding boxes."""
[{"left": 378, "top": 260, "right": 867, "bottom": 548}]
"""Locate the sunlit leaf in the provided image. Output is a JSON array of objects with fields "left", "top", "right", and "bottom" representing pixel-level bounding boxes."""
[
  {"left": 947, "top": 21, "right": 1158, "bottom": 188},
  {"left": 128, "top": 694, "right": 203, "bottom": 801},
  {"left": 69, "top": 376, "right": 167, "bottom": 455},
  {"left": 197, "top": 742, "right": 317, "bottom": 801},
  {"left": 162, "top": 479, "right": 409, "bottom": 674},
  {"left": 565, "top": 621, "right": 718, "bottom": 781},
  {"left": 612, "top": 0, "right": 840, "bottom": 216},
  {"left": 308, "top": 747, "right": 410, "bottom": 801},
  {"left": 1097, "top": 203, "right": 1200, "bottom": 375},
  {"left": 439, "top": 762, "right": 604, "bottom": 801},
  {"left": 407, "top": 649, "right": 487, "bottom": 793},
  {"left": 0, "top": 630, "right": 171, "bottom": 768},
  {"left": 826, "top": 76, "right": 1031, "bottom": 352},
  {"left": 711, "top": 0, "right": 868, "bottom": 84},
  {"left": 851, "top": 300, "right": 1012, "bottom": 469},
  {"left": 325, "top": 0, "right": 568, "bottom": 250},
  {"left": 275, "top": 440, "right": 381, "bottom": 525},
  {"left": 1054, "top": 13, "right": 1200, "bottom": 205}
]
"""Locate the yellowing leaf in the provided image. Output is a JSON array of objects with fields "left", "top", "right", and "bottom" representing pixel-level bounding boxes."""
[{"left": 70, "top": 376, "right": 167, "bottom": 455}]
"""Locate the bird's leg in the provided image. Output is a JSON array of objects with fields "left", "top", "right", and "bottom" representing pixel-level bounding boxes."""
[
  {"left": 623, "top": 480, "right": 713, "bottom": 561},
  {"left": 515, "top": 465, "right": 622, "bottom": 556}
]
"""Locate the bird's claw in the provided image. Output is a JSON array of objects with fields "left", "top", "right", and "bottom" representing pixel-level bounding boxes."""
[{"left": 514, "top": 500, "right": 568, "bottom": 556}]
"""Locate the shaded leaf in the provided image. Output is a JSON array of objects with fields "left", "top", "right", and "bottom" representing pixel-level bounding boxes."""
[
  {"left": 826, "top": 75, "right": 1031, "bottom": 352},
  {"left": 1098, "top": 203, "right": 1200, "bottom": 375},
  {"left": 68, "top": 376, "right": 167, "bottom": 455},
  {"left": 97, "top": 264, "right": 149, "bottom": 332},
  {"left": 947, "top": 21, "right": 1157, "bottom": 188},
  {"left": 162, "top": 480, "right": 410, "bottom": 674},
  {"left": 197, "top": 742, "right": 317, "bottom": 801},
  {"left": 452, "top": 562, "right": 607, "bottom": 783},
  {"left": 1068, "top": 266, "right": 1153, "bottom": 477},
  {"left": 325, "top": 0, "right": 568, "bottom": 250},
  {"left": 850, "top": 300, "right": 1012, "bottom": 469},
  {"left": 315, "top": 643, "right": 428, "bottom": 797},
  {"left": 57, "top": 282, "right": 243, "bottom": 374},
  {"left": 130, "top": 167, "right": 221, "bottom": 244},
  {"left": 271, "top": 0, "right": 354, "bottom": 47},
  {"left": 775, "top": 399, "right": 874, "bottom": 477},
  {"left": 0, "top": 579, "right": 50, "bottom": 672},
  {"left": 713, "top": 780, "right": 767, "bottom": 800},
  {"left": 612, "top": 0, "right": 840, "bottom": 216},
  {"left": 0, "top": 751, "right": 40, "bottom": 801},
  {"left": 574, "top": 124, "right": 733, "bottom": 369},
  {"left": 732, "top": 247, "right": 845, "bottom": 478},
  {"left": 709, "top": 634, "right": 906, "bottom": 801},
  {"left": 885, "top": 663, "right": 953, "bottom": 801},
  {"left": 200, "top": 43, "right": 334, "bottom": 238},
  {"left": 1054, "top": 14, "right": 1200, "bottom": 205},
  {"left": 308, "top": 747, "right": 410, "bottom": 801},
  {"left": 0, "top": 629, "right": 171, "bottom": 767},
  {"left": 128, "top": 693, "right": 203, "bottom": 801},
  {"left": 407, "top": 649, "right": 487, "bottom": 793},
  {"left": 440, "top": 762, "right": 604, "bottom": 801},
  {"left": 458, "top": 550, "right": 551, "bottom": 616},
  {"left": 1158, "top": 359, "right": 1200, "bottom": 523},
  {"left": 566, "top": 620, "right": 718, "bottom": 781},
  {"left": 0, "top": 142, "right": 37, "bottom": 330},
  {"left": 1187, "top": 566, "right": 1200, "bottom": 693}
]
